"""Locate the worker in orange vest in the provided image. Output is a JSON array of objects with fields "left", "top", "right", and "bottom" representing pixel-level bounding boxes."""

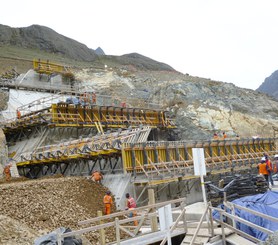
[
  {"left": 222, "top": 132, "right": 227, "bottom": 140},
  {"left": 258, "top": 157, "right": 269, "bottom": 187},
  {"left": 273, "top": 154, "right": 278, "bottom": 174},
  {"left": 3, "top": 164, "right": 11, "bottom": 181},
  {"left": 91, "top": 170, "right": 103, "bottom": 184},
  {"left": 265, "top": 155, "right": 274, "bottom": 186},
  {"left": 16, "top": 109, "right": 21, "bottom": 119},
  {"left": 103, "top": 191, "right": 113, "bottom": 215}
]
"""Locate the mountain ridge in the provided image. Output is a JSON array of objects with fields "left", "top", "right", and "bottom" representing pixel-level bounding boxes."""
[
  {"left": 257, "top": 70, "right": 278, "bottom": 99},
  {"left": 0, "top": 24, "right": 175, "bottom": 72}
]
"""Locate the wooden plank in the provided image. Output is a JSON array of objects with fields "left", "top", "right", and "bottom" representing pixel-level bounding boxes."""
[
  {"left": 113, "top": 229, "right": 185, "bottom": 245},
  {"left": 226, "top": 233, "right": 256, "bottom": 245}
]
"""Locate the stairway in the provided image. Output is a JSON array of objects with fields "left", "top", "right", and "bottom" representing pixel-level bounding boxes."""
[{"left": 180, "top": 217, "right": 257, "bottom": 245}]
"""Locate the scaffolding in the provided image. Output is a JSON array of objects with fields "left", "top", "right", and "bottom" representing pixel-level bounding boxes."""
[
  {"left": 121, "top": 138, "right": 277, "bottom": 185},
  {"left": 33, "top": 59, "right": 74, "bottom": 81},
  {"left": 17, "top": 126, "right": 152, "bottom": 166}
]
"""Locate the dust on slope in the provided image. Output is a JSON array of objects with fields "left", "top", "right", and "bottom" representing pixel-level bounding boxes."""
[{"left": 0, "top": 176, "right": 116, "bottom": 244}]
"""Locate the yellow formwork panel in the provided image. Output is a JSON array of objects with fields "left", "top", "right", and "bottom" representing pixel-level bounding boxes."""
[
  {"left": 121, "top": 138, "right": 276, "bottom": 173},
  {"left": 169, "top": 148, "right": 176, "bottom": 161},
  {"left": 147, "top": 150, "right": 155, "bottom": 164},
  {"left": 33, "top": 59, "right": 69, "bottom": 75},
  {"left": 50, "top": 104, "right": 174, "bottom": 128},
  {"left": 3, "top": 103, "right": 176, "bottom": 133}
]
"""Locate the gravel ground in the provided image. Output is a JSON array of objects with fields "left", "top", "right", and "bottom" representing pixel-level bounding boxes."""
[{"left": 0, "top": 176, "right": 117, "bottom": 244}]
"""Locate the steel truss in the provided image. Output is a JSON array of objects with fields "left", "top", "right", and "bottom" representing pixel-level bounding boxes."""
[{"left": 18, "top": 155, "right": 123, "bottom": 179}]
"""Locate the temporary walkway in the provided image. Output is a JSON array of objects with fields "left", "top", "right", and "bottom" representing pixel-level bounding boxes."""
[
  {"left": 56, "top": 196, "right": 277, "bottom": 245},
  {"left": 18, "top": 126, "right": 151, "bottom": 166},
  {"left": 121, "top": 138, "right": 276, "bottom": 185},
  {"left": 2, "top": 102, "right": 174, "bottom": 137},
  {"left": 14, "top": 136, "right": 277, "bottom": 183}
]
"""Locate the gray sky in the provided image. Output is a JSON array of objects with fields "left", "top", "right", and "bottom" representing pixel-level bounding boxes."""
[{"left": 1, "top": 0, "right": 278, "bottom": 90}]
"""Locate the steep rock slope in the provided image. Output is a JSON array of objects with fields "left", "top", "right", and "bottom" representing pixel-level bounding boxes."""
[
  {"left": 76, "top": 69, "right": 278, "bottom": 139},
  {"left": 0, "top": 24, "right": 97, "bottom": 61},
  {"left": 257, "top": 70, "right": 278, "bottom": 99}
]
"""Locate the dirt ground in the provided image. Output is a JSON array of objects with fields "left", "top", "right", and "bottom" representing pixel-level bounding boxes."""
[{"left": 0, "top": 176, "right": 117, "bottom": 244}]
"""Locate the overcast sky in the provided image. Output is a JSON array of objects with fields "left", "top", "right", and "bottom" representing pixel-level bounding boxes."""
[{"left": 1, "top": 0, "right": 278, "bottom": 90}]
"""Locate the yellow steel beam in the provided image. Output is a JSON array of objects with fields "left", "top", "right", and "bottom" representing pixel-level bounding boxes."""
[
  {"left": 122, "top": 138, "right": 276, "bottom": 174},
  {"left": 2, "top": 104, "right": 175, "bottom": 133}
]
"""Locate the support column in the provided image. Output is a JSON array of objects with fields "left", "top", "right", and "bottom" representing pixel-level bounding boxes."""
[
  {"left": 97, "top": 211, "right": 106, "bottom": 245},
  {"left": 148, "top": 188, "right": 158, "bottom": 232}
]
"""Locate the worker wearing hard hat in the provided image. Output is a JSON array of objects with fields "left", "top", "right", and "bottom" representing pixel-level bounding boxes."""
[
  {"left": 264, "top": 154, "right": 274, "bottom": 186},
  {"left": 91, "top": 170, "right": 103, "bottom": 184},
  {"left": 258, "top": 157, "right": 269, "bottom": 187},
  {"left": 103, "top": 191, "right": 113, "bottom": 215}
]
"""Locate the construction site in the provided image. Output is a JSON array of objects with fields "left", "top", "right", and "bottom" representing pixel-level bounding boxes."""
[{"left": 0, "top": 59, "right": 278, "bottom": 245}]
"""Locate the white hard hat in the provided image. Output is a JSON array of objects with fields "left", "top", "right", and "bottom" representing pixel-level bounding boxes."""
[
  {"left": 274, "top": 154, "right": 278, "bottom": 158},
  {"left": 261, "top": 157, "right": 266, "bottom": 162}
]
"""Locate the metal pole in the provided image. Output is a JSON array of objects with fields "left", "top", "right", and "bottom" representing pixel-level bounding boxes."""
[
  {"left": 165, "top": 206, "right": 172, "bottom": 245},
  {"left": 180, "top": 205, "right": 187, "bottom": 234},
  {"left": 220, "top": 212, "right": 226, "bottom": 245},
  {"left": 200, "top": 174, "right": 207, "bottom": 203}
]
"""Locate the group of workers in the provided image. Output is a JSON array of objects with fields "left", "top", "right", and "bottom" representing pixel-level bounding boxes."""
[
  {"left": 258, "top": 153, "right": 278, "bottom": 188},
  {"left": 213, "top": 132, "right": 228, "bottom": 140},
  {"left": 91, "top": 170, "right": 138, "bottom": 225},
  {"left": 213, "top": 132, "right": 241, "bottom": 140},
  {"left": 103, "top": 190, "right": 138, "bottom": 225}
]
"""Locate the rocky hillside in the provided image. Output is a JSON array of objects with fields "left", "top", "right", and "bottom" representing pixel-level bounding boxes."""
[
  {"left": 0, "top": 23, "right": 277, "bottom": 139},
  {"left": 102, "top": 53, "right": 175, "bottom": 71},
  {"left": 76, "top": 69, "right": 278, "bottom": 139},
  {"left": 0, "top": 24, "right": 98, "bottom": 62},
  {"left": 257, "top": 70, "right": 278, "bottom": 99}
]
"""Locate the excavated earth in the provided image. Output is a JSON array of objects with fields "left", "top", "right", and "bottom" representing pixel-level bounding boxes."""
[{"left": 0, "top": 176, "right": 117, "bottom": 244}]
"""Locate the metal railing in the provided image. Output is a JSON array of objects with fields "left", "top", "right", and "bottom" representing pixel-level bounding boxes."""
[
  {"left": 190, "top": 201, "right": 278, "bottom": 245},
  {"left": 57, "top": 198, "right": 187, "bottom": 245}
]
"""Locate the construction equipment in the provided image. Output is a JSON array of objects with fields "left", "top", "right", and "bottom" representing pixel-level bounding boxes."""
[{"left": 33, "top": 59, "right": 74, "bottom": 81}]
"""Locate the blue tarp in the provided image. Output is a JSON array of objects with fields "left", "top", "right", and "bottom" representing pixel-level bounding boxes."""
[{"left": 214, "top": 191, "right": 278, "bottom": 241}]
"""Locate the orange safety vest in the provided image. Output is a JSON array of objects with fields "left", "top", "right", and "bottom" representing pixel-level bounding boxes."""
[
  {"left": 16, "top": 110, "right": 21, "bottom": 119},
  {"left": 103, "top": 195, "right": 112, "bottom": 205},
  {"left": 92, "top": 93, "right": 96, "bottom": 103},
  {"left": 266, "top": 159, "right": 273, "bottom": 172},
  {"left": 258, "top": 163, "right": 268, "bottom": 175},
  {"left": 92, "top": 172, "right": 102, "bottom": 181},
  {"left": 3, "top": 166, "right": 11, "bottom": 174}
]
